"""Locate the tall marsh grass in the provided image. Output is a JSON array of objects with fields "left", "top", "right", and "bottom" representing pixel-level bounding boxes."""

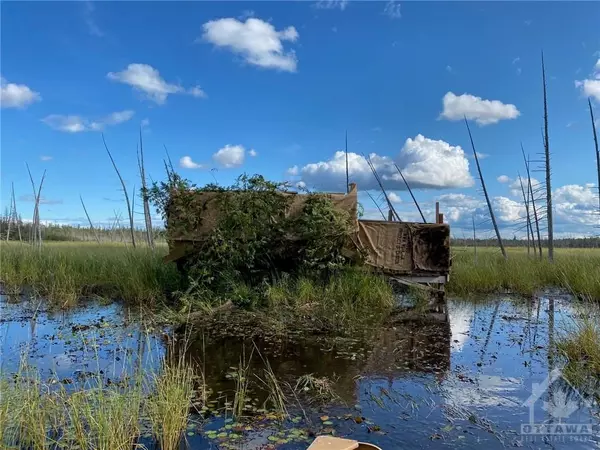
[
  {"left": 0, "top": 241, "right": 180, "bottom": 305},
  {"left": 448, "top": 247, "right": 600, "bottom": 299},
  {"left": 0, "top": 357, "right": 195, "bottom": 450}
]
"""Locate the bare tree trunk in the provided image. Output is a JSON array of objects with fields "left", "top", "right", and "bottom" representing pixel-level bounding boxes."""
[
  {"left": 138, "top": 130, "right": 154, "bottom": 248},
  {"left": 472, "top": 214, "right": 477, "bottom": 264},
  {"left": 345, "top": 130, "right": 350, "bottom": 194},
  {"left": 366, "top": 191, "right": 387, "bottom": 220},
  {"left": 364, "top": 154, "right": 401, "bottom": 221},
  {"left": 518, "top": 172, "right": 533, "bottom": 257},
  {"left": 6, "top": 183, "right": 15, "bottom": 241},
  {"left": 103, "top": 134, "right": 136, "bottom": 248},
  {"left": 523, "top": 147, "right": 542, "bottom": 259},
  {"left": 464, "top": 118, "right": 507, "bottom": 260},
  {"left": 11, "top": 184, "right": 22, "bottom": 242},
  {"left": 25, "top": 163, "right": 39, "bottom": 245},
  {"left": 542, "top": 53, "right": 554, "bottom": 262},
  {"left": 80, "top": 195, "right": 100, "bottom": 243},
  {"left": 393, "top": 163, "right": 426, "bottom": 223},
  {"left": 589, "top": 99, "right": 600, "bottom": 224},
  {"left": 33, "top": 170, "right": 46, "bottom": 248}
]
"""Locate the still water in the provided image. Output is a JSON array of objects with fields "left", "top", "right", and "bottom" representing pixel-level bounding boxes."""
[{"left": 1, "top": 294, "right": 598, "bottom": 449}]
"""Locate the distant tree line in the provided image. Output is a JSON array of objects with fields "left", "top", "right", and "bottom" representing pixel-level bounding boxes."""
[
  {"left": 452, "top": 237, "right": 600, "bottom": 249},
  {"left": 0, "top": 214, "right": 166, "bottom": 244}
]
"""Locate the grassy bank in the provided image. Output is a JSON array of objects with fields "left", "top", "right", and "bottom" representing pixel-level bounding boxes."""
[
  {"left": 2, "top": 243, "right": 600, "bottom": 309},
  {"left": 448, "top": 247, "right": 600, "bottom": 299},
  {"left": 0, "top": 241, "right": 180, "bottom": 306}
]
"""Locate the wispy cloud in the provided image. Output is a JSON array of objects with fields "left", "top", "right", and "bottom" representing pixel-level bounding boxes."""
[
  {"left": 40, "top": 155, "right": 53, "bottom": 161},
  {"left": 83, "top": 1, "right": 104, "bottom": 37},
  {"left": 42, "top": 110, "right": 135, "bottom": 133},
  {"left": 314, "top": 0, "right": 348, "bottom": 11},
  {"left": 383, "top": 1, "right": 401, "bottom": 19},
  {"left": 18, "top": 194, "right": 63, "bottom": 205}
]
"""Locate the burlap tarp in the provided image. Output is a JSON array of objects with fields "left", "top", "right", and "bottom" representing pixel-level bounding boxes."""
[
  {"left": 357, "top": 220, "right": 450, "bottom": 274},
  {"left": 165, "top": 184, "right": 450, "bottom": 275}
]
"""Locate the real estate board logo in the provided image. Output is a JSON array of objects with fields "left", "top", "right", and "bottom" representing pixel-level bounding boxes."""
[{"left": 521, "top": 368, "right": 598, "bottom": 443}]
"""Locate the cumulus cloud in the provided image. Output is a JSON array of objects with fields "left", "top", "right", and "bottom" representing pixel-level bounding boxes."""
[
  {"left": 440, "top": 92, "right": 520, "bottom": 126},
  {"left": 291, "top": 134, "right": 474, "bottom": 192},
  {"left": 213, "top": 144, "right": 246, "bottom": 168},
  {"left": 1, "top": 76, "right": 41, "bottom": 109},
  {"left": 180, "top": 156, "right": 204, "bottom": 169},
  {"left": 388, "top": 192, "right": 401, "bottom": 203},
  {"left": 201, "top": 18, "right": 299, "bottom": 72},
  {"left": 42, "top": 110, "right": 134, "bottom": 133},
  {"left": 497, "top": 175, "right": 511, "bottom": 184},
  {"left": 248, "top": 149, "right": 258, "bottom": 157},
  {"left": 575, "top": 59, "right": 600, "bottom": 102},
  {"left": 107, "top": 64, "right": 205, "bottom": 104}
]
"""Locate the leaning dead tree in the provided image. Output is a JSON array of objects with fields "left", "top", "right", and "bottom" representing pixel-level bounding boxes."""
[
  {"left": 522, "top": 145, "right": 542, "bottom": 258},
  {"left": 589, "top": 98, "right": 600, "bottom": 224},
  {"left": 363, "top": 154, "right": 401, "bottom": 221},
  {"left": 103, "top": 134, "right": 136, "bottom": 248},
  {"left": 137, "top": 130, "right": 154, "bottom": 248},
  {"left": 393, "top": 163, "right": 426, "bottom": 223},
  {"left": 464, "top": 118, "right": 507, "bottom": 260},
  {"left": 6, "top": 182, "right": 22, "bottom": 242},
  {"left": 80, "top": 196, "right": 100, "bottom": 243},
  {"left": 518, "top": 171, "right": 534, "bottom": 257},
  {"left": 366, "top": 191, "right": 387, "bottom": 220},
  {"left": 26, "top": 164, "right": 46, "bottom": 247},
  {"left": 542, "top": 53, "right": 554, "bottom": 262}
]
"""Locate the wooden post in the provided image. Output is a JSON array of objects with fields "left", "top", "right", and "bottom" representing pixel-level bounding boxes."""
[
  {"left": 438, "top": 213, "right": 444, "bottom": 224},
  {"left": 435, "top": 202, "right": 440, "bottom": 224}
]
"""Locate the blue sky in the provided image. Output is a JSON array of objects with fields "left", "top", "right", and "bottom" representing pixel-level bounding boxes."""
[{"left": 1, "top": 1, "right": 599, "bottom": 238}]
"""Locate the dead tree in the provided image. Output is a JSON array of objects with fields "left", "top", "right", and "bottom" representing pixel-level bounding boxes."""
[
  {"left": 472, "top": 214, "right": 477, "bottom": 264},
  {"left": 542, "top": 53, "right": 554, "bottom": 262},
  {"left": 518, "top": 171, "right": 534, "bottom": 257},
  {"left": 103, "top": 134, "right": 136, "bottom": 248},
  {"left": 138, "top": 130, "right": 154, "bottom": 248},
  {"left": 80, "top": 196, "right": 100, "bottom": 243},
  {"left": 345, "top": 130, "right": 350, "bottom": 194},
  {"left": 393, "top": 163, "right": 426, "bottom": 223},
  {"left": 363, "top": 154, "right": 401, "bottom": 221},
  {"left": 366, "top": 191, "right": 387, "bottom": 220},
  {"left": 464, "top": 118, "right": 507, "bottom": 260},
  {"left": 589, "top": 98, "right": 600, "bottom": 224},
  {"left": 523, "top": 146, "right": 542, "bottom": 258}
]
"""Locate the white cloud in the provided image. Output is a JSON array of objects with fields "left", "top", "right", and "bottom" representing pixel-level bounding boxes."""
[
  {"left": 201, "top": 18, "right": 299, "bottom": 72},
  {"left": 575, "top": 59, "right": 600, "bottom": 102},
  {"left": 497, "top": 175, "right": 511, "bottom": 184},
  {"left": 314, "top": 0, "right": 348, "bottom": 11},
  {"left": 383, "top": 1, "right": 401, "bottom": 19},
  {"left": 40, "top": 155, "right": 53, "bottom": 161},
  {"left": 141, "top": 118, "right": 150, "bottom": 128},
  {"left": 291, "top": 134, "right": 473, "bottom": 192},
  {"left": 512, "top": 57, "right": 520, "bottom": 65},
  {"left": 508, "top": 175, "right": 541, "bottom": 198},
  {"left": 1, "top": 77, "right": 41, "bottom": 109},
  {"left": 179, "top": 156, "right": 204, "bottom": 169},
  {"left": 107, "top": 64, "right": 205, "bottom": 104},
  {"left": 388, "top": 192, "right": 401, "bottom": 203},
  {"left": 188, "top": 86, "right": 207, "bottom": 98},
  {"left": 19, "top": 194, "right": 63, "bottom": 205},
  {"left": 440, "top": 92, "right": 520, "bottom": 126},
  {"left": 248, "top": 149, "right": 258, "bottom": 157},
  {"left": 287, "top": 165, "right": 299, "bottom": 176},
  {"left": 446, "top": 65, "right": 453, "bottom": 73},
  {"left": 83, "top": 1, "right": 104, "bottom": 37},
  {"left": 475, "top": 152, "right": 489, "bottom": 159},
  {"left": 42, "top": 110, "right": 134, "bottom": 133},
  {"left": 213, "top": 144, "right": 246, "bottom": 168}
]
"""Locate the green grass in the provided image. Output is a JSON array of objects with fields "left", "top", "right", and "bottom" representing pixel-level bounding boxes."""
[
  {"left": 557, "top": 304, "right": 600, "bottom": 396},
  {"left": 448, "top": 247, "right": 600, "bottom": 299},
  {"left": 0, "top": 358, "right": 195, "bottom": 449},
  {"left": 0, "top": 241, "right": 180, "bottom": 306}
]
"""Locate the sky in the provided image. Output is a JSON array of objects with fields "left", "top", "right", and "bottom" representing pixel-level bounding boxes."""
[{"left": 1, "top": 0, "right": 599, "bottom": 239}]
